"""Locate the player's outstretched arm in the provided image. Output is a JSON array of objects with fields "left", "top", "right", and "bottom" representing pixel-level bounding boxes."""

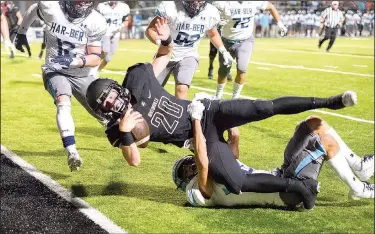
[
  {"left": 151, "top": 17, "right": 173, "bottom": 77},
  {"left": 119, "top": 108, "right": 144, "bottom": 167},
  {"left": 265, "top": 2, "right": 288, "bottom": 36},
  {"left": 193, "top": 119, "right": 213, "bottom": 199}
]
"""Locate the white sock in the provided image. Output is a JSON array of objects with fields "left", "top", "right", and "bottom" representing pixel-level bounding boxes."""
[
  {"left": 327, "top": 151, "right": 364, "bottom": 193},
  {"left": 216, "top": 83, "right": 226, "bottom": 99},
  {"left": 66, "top": 144, "right": 78, "bottom": 154},
  {"left": 233, "top": 82, "right": 244, "bottom": 99},
  {"left": 56, "top": 102, "right": 76, "bottom": 153},
  {"left": 326, "top": 127, "right": 362, "bottom": 170}
]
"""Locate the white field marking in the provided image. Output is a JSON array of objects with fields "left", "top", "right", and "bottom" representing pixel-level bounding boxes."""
[
  {"left": 353, "top": 64, "right": 368, "bottom": 68},
  {"left": 100, "top": 69, "right": 374, "bottom": 124},
  {"left": 0, "top": 145, "right": 127, "bottom": 234},
  {"left": 117, "top": 48, "right": 373, "bottom": 77},
  {"left": 256, "top": 67, "right": 271, "bottom": 70},
  {"left": 32, "top": 74, "right": 42, "bottom": 78},
  {"left": 324, "top": 65, "right": 338, "bottom": 69},
  {"left": 250, "top": 61, "right": 374, "bottom": 77},
  {"left": 261, "top": 48, "right": 373, "bottom": 59}
]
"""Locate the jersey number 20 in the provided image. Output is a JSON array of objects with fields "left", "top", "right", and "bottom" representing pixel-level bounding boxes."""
[{"left": 151, "top": 96, "right": 183, "bottom": 134}]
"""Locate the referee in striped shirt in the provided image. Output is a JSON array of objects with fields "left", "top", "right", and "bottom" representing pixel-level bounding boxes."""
[{"left": 318, "top": 1, "right": 344, "bottom": 52}]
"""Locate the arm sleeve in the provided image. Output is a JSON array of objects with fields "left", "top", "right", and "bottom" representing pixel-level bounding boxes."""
[
  {"left": 185, "top": 178, "right": 214, "bottom": 207},
  {"left": 18, "top": 3, "right": 38, "bottom": 34}
]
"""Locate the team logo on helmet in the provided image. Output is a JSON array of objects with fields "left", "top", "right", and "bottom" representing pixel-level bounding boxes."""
[
  {"left": 172, "top": 155, "right": 197, "bottom": 192},
  {"left": 86, "top": 78, "right": 131, "bottom": 122},
  {"left": 182, "top": 0, "right": 207, "bottom": 18}
]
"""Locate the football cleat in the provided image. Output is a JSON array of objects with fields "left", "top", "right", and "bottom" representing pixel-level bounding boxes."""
[
  {"left": 9, "top": 51, "right": 14, "bottom": 59},
  {"left": 341, "top": 90, "right": 357, "bottom": 107},
  {"left": 354, "top": 154, "right": 374, "bottom": 181},
  {"left": 68, "top": 152, "right": 82, "bottom": 171},
  {"left": 348, "top": 182, "right": 374, "bottom": 200}
]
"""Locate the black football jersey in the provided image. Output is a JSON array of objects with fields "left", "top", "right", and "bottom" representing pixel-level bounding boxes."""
[
  {"left": 106, "top": 63, "right": 193, "bottom": 148},
  {"left": 5, "top": 5, "right": 19, "bottom": 29}
]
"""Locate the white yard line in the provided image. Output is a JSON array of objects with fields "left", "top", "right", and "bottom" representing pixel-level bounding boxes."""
[
  {"left": 256, "top": 67, "right": 271, "bottom": 70},
  {"left": 1, "top": 145, "right": 127, "bottom": 234},
  {"left": 261, "top": 48, "right": 374, "bottom": 59},
  {"left": 324, "top": 65, "right": 338, "bottom": 69},
  {"left": 117, "top": 49, "right": 373, "bottom": 77},
  {"left": 100, "top": 69, "right": 374, "bottom": 124},
  {"left": 352, "top": 64, "right": 368, "bottom": 68}
]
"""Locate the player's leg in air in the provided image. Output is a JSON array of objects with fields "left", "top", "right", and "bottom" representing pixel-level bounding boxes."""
[
  {"left": 280, "top": 116, "right": 374, "bottom": 200},
  {"left": 38, "top": 30, "right": 46, "bottom": 59}
]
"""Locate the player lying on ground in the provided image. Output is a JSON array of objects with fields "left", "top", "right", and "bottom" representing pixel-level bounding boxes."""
[
  {"left": 85, "top": 17, "right": 358, "bottom": 209},
  {"left": 14, "top": 1, "right": 107, "bottom": 171},
  {"left": 172, "top": 114, "right": 374, "bottom": 209}
]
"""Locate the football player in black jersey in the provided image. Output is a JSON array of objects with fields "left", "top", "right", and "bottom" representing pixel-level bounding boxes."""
[
  {"left": 4, "top": 1, "right": 30, "bottom": 58},
  {"left": 86, "top": 17, "right": 357, "bottom": 209}
]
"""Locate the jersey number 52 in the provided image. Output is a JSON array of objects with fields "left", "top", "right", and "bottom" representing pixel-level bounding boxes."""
[{"left": 174, "top": 32, "right": 201, "bottom": 47}]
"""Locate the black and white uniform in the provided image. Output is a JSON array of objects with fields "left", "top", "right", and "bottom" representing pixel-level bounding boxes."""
[
  {"left": 319, "top": 7, "right": 344, "bottom": 50},
  {"left": 106, "top": 63, "right": 336, "bottom": 195}
]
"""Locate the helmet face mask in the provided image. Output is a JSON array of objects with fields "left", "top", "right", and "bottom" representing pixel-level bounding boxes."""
[
  {"left": 61, "top": 1, "right": 95, "bottom": 22},
  {"left": 182, "top": 0, "right": 206, "bottom": 18},
  {"left": 86, "top": 79, "right": 131, "bottom": 123},
  {"left": 172, "top": 155, "right": 197, "bottom": 192}
]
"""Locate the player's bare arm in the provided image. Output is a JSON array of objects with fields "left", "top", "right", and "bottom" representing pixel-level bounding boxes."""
[
  {"left": 151, "top": 17, "right": 173, "bottom": 77},
  {"left": 265, "top": 1, "right": 288, "bottom": 36},
  {"left": 145, "top": 16, "right": 160, "bottom": 45},
  {"left": 193, "top": 119, "right": 213, "bottom": 199},
  {"left": 119, "top": 107, "right": 144, "bottom": 167},
  {"left": 16, "top": 10, "right": 22, "bottom": 25},
  {"left": 1, "top": 13, "right": 10, "bottom": 41}
]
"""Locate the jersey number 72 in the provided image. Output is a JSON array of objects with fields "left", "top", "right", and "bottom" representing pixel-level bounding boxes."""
[{"left": 233, "top": 17, "right": 251, "bottom": 28}]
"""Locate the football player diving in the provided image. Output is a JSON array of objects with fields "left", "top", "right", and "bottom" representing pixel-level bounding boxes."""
[
  {"left": 85, "top": 16, "right": 359, "bottom": 210},
  {"left": 172, "top": 113, "right": 374, "bottom": 209},
  {"left": 97, "top": 1, "right": 130, "bottom": 72},
  {"left": 14, "top": 1, "right": 108, "bottom": 171}
]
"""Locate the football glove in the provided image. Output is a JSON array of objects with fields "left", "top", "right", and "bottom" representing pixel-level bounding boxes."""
[
  {"left": 187, "top": 100, "right": 205, "bottom": 121},
  {"left": 218, "top": 46, "right": 236, "bottom": 67},
  {"left": 14, "top": 33, "right": 30, "bottom": 53},
  {"left": 50, "top": 55, "right": 81, "bottom": 69},
  {"left": 277, "top": 21, "right": 288, "bottom": 37}
]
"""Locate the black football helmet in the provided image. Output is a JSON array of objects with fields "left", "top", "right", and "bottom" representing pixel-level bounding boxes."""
[
  {"left": 172, "top": 155, "right": 197, "bottom": 192},
  {"left": 60, "top": 1, "right": 95, "bottom": 22},
  {"left": 86, "top": 78, "right": 131, "bottom": 122},
  {"left": 182, "top": 0, "right": 206, "bottom": 18}
]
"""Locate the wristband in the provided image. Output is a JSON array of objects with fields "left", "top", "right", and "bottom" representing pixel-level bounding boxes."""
[
  {"left": 161, "top": 35, "right": 172, "bottom": 46},
  {"left": 119, "top": 131, "right": 134, "bottom": 146},
  {"left": 80, "top": 56, "right": 86, "bottom": 68}
]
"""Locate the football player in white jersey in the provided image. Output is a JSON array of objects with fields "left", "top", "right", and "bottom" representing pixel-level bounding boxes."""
[
  {"left": 212, "top": 1, "right": 288, "bottom": 99},
  {"left": 145, "top": 0, "right": 236, "bottom": 100},
  {"left": 14, "top": 1, "right": 107, "bottom": 171},
  {"left": 173, "top": 111, "right": 374, "bottom": 208},
  {"left": 97, "top": 1, "right": 130, "bottom": 71}
]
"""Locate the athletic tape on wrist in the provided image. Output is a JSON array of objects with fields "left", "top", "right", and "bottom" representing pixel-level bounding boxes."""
[
  {"left": 161, "top": 35, "right": 172, "bottom": 46},
  {"left": 120, "top": 131, "right": 134, "bottom": 146}
]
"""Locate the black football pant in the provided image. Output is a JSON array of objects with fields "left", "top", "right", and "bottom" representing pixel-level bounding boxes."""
[
  {"left": 201, "top": 95, "right": 344, "bottom": 194},
  {"left": 10, "top": 29, "right": 32, "bottom": 57},
  {"left": 319, "top": 26, "right": 338, "bottom": 51},
  {"left": 209, "top": 42, "right": 217, "bottom": 70}
]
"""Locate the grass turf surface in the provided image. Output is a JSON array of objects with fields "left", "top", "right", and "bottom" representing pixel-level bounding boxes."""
[{"left": 1, "top": 37, "right": 374, "bottom": 233}]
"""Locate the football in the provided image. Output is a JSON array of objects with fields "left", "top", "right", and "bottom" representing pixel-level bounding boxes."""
[{"left": 131, "top": 117, "right": 150, "bottom": 148}]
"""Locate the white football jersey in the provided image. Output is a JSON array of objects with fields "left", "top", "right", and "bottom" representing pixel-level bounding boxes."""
[
  {"left": 156, "top": 1, "right": 220, "bottom": 61},
  {"left": 314, "top": 14, "right": 321, "bottom": 26},
  {"left": 285, "top": 14, "right": 293, "bottom": 26},
  {"left": 38, "top": 1, "right": 107, "bottom": 77},
  {"left": 345, "top": 14, "right": 354, "bottom": 25},
  {"left": 185, "top": 176, "right": 286, "bottom": 207},
  {"left": 97, "top": 2, "right": 130, "bottom": 36},
  {"left": 305, "top": 13, "right": 314, "bottom": 25},
  {"left": 213, "top": 1, "right": 267, "bottom": 41},
  {"left": 362, "top": 13, "right": 371, "bottom": 24},
  {"left": 353, "top": 13, "right": 361, "bottom": 24}
]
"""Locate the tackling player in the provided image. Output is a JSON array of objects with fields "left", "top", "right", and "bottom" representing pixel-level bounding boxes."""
[
  {"left": 212, "top": 1, "right": 288, "bottom": 99},
  {"left": 145, "top": 0, "right": 236, "bottom": 100},
  {"left": 97, "top": 1, "right": 130, "bottom": 72},
  {"left": 173, "top": 115, "right": 373, "bottom": 209},
  {"left": 85, "top": 17, "right": 358, "bottom": 207},
  {"left": 14, "top": 1, "right": 107, "bottom": 171}
]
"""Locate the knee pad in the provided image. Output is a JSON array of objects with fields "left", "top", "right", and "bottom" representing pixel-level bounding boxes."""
[
  {"left": 56, "top": 102, "right": 75, "bottom": 138},
  {"left": 253, "top": 100, "right": 274, "bottom": 118},
  {"left": 218, "top": 64, "right": 230, "bottom": 78}
]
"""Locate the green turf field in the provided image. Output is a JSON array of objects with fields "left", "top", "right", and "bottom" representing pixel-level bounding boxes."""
[{"left": 1, "top": 37, "right": 374, "bottom": 233}]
